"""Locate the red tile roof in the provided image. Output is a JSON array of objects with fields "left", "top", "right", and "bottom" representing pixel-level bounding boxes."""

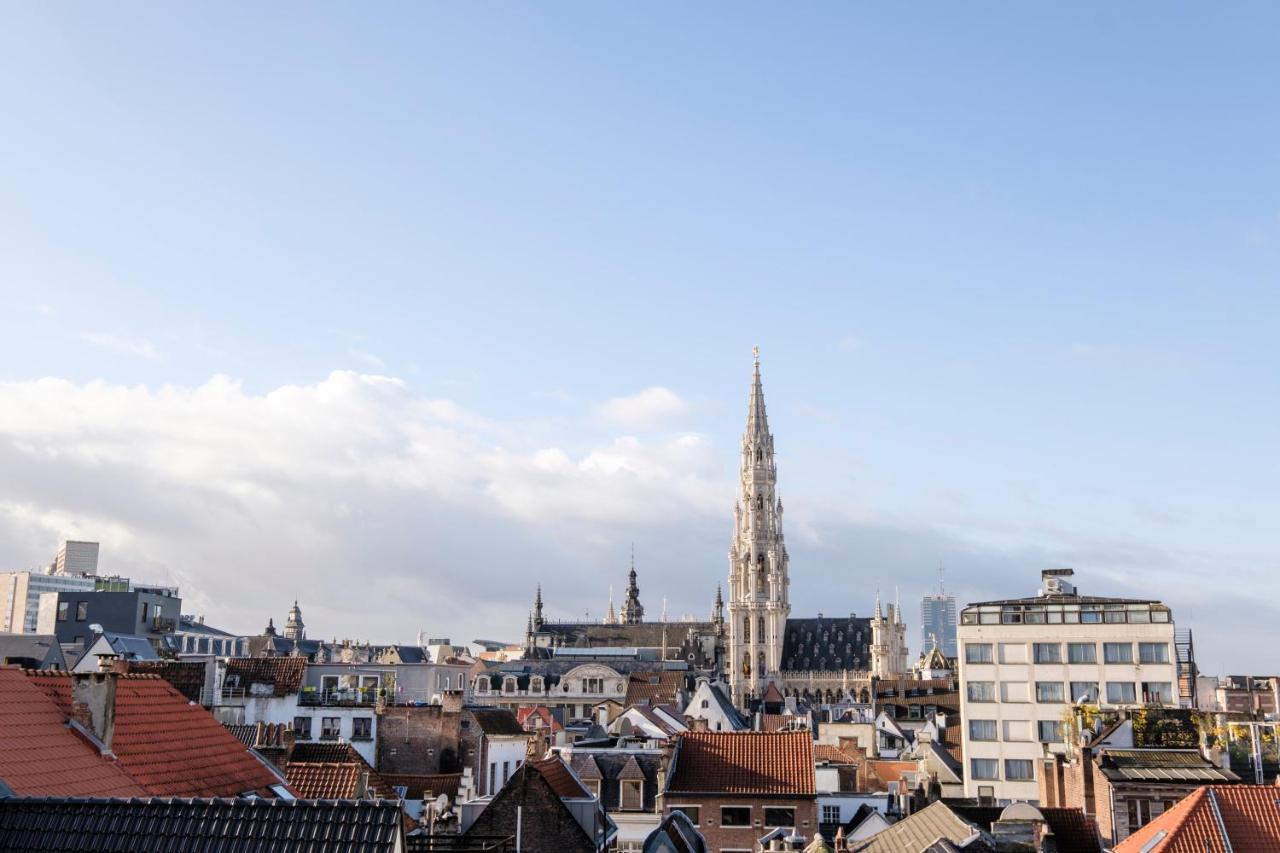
[
  {"left": 223, "top": 657, "right": 306, "bottom": 697},
  {"left": 625, "top": 672, "right": 684, "bottom": 706},
  {"left": 1115, "top": 785, "right": 1280, "bottom": 853},
  {"left": 667, "top": 731, "right": 816, "bottom": 796},
  {"left": 0, "top": 667, "right": 145, "bottom": 798},
  {"left": 286, "top": 742, "right": 396, "bottom": 799},
  {"left": 814, "top": 744, "right": 857, "bottom": 765},
  {"left": 26, "top": 671, "right": 283, "bottom": 798},
  {"left": 516, "top": 706, "right": 563, "bottom": 733},
  {"left": 286, "top": 762, "right": 363, "bottom": 799},
  {"left": 380, "top": 773, "right": 462, "bottom": 802},
  {"left": 527, "top": 756, "right": 590, "bottom": 799},
  {"left": 120, "top": 660, "right": 208, "bottom": 703}
]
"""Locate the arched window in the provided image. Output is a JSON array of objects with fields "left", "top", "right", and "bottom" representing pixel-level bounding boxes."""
[
  {"left": 743, "top": 617, "right": 751, "bottom": 643},
  {"left": 756, "top": 494, "right": 764, "bottom": 511},
  {"left": 757, "top": 650, "right": 766, "bottom": 678},
  {"left": 758, "top": 616, "right": 765, "bottom": 641},
  {"left": 756, "top": 448, "right": 762, "bottom": 463}
]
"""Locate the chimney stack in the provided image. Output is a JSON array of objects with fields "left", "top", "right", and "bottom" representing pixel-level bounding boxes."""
[{"left": 71, "top": 672, "right": 118, "bottom": 750}]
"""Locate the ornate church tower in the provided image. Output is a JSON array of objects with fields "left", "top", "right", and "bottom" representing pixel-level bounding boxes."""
[
  {"left": 620, "top": 553, "right": 645, "bottom": 625},
  {"left": 727, "top": 350, "right": 791, "bottom": 706},
  {"left": 283, "top": 601, "right": 306, "bottom": 641}
]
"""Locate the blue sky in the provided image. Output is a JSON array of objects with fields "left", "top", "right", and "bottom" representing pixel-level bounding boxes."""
[{"left": 0, "top": 5, "right": 1277, "bottom": 672}]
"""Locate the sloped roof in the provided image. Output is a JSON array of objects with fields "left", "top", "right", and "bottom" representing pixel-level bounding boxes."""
[
  {"left": 0, "top": 667, "right": 145, "bottom": 798},
  {"left": 667, "top": 731, "right": 815, "bottom": 796},
  {"left": 949, "top": 805, "right": 1103, "bottom": 853},
  {"left": 0, "top": 634, "right": 66, "bottom": 670},
  {"left": 852, "top": 801, "right": 982, "bottom": 853},
  {"left": 286, "top": 762, "right": 363, "bottom": 799},
  {"left": 223, "top": 657, "right": 306, "bottom": 697},
  {"left": 121, "top": 660, "right": 207, "bottom": 703},
  {"left": 1114, "top": 785, "right": 1280, "bottom": 853},
  {"left": 26, "top": 671, "right": 282, "bottom": 798},
  {"left": 1099, "top": 749, "right": 1240, "bottom": 783},
  {"left": 625, "top": 671, "right": 684, "bottom": 706},
  {"left": 292, "top": 742, "right": 362, "bottom": 763},
  {"left": 223, "top": 721, "right": 292, "bottom": 752},
  {"left": 286, "top": 742, "right": 396, "bottom": 800},
  {"left": 814, "top": 744, "right": 857, "bottom": 765},
  {"left": 0, "top": 797, "right": 404, "bottom": 853},
  {"left": 469, "top": 707, "right": 526, "bottom": 736},
  {"left": 644, "top": 809, "right": 709, "bottom": 853},
  {"left": 527, "top": 756, "right": 590, "bottom": 799},
  {"left": 99, "top": 634, "right": 159, "bottom": 661},
  {"left": 782, "top": 616, "right": 873, "bottom": 672},
  {"left": 380, "top": 773, "right": 461, "bottom": 801}
]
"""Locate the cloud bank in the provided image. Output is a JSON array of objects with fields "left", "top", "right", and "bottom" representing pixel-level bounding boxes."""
[{"left": 0, "top": 371, "right": 1270, "bottom": 672}]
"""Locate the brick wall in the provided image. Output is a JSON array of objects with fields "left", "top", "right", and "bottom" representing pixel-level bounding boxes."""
[
  {"left": 376, "top": 705, "right": 463, "bottom": 775},
  {"left": 665, "top": 796, "right": 816, "bottom": 852}
]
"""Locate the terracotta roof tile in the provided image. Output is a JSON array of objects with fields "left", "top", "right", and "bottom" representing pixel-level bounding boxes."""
[
  {"left": 667, "top": 731, "right": 816, "bottom": 796},
  {"left": 223, "top": 657, "right": 306, "bottom": 697},
  {"left": 286, "top": 742, "right": 396, "bottom": 799},
  {"left": 814, "top": 744, "right": 857, "bottom": 765},
  {"left": 380, "top": 773, "right": 461, "bottom": 802},
  {"left": 0, "top": 667, "right": 145, "bottom": 798},
  {"left": 1115, "top": 785, "right": 1280, "bottom": 853},
  {"left": 26, "top": 671, "right": 283, "bottom": 798},
  {"left": 527, "top": 756, "right": 590, "bottom": 799},
  {"left": 119, "top": 660, "right": 208, "bottom": 703},
  {"left": 625, "top": 671, "right": 684, "bottom": 706},
  {"left": 285, "top": 762, "right": 363, "bottom": 799}
]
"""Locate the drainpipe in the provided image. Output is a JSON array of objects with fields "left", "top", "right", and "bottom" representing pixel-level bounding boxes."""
[{"left": 516, "top": 805, "right": 523, "bottom": 853}]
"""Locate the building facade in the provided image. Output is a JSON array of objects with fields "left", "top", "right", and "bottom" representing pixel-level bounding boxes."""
[
  {"left": 920, "top": 580, "right": 958, "bottom": 659},
  {"left": 957, "top": 568, "right": 1179, "bottom": 803}
]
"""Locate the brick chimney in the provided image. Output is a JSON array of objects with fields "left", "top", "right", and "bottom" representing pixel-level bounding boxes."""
[
  {"left": 71, "top": 671, "right": 118, "bottom": 750},
  {"left": 440, "top": 690, "right": 464, "bottom": 713}
]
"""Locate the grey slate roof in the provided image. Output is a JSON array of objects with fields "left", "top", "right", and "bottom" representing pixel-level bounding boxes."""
[
  {"left": 1097, "top": 749, "right": 1240, "bottom": 783},
  {"left": 0, "top": 633, "right": 67, "bottom": 670},
  {"left": 0, "top": 797, "right": 404, "bottom": 853},
  {"left": 782, "top": 617, "right": 872, "bottom": 672}
]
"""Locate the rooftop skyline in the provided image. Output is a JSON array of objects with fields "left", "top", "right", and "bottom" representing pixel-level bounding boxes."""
[{"left": 0, "top": 5, "right": 1277, "bottom": 672}]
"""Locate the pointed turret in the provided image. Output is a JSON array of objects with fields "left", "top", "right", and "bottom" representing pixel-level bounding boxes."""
[
  {"left": 727, "top": 348, "right": 791, "bottom": 706},
  {"left": 620, "top": 549, "right": 644, "bottom": 625},
  {"left": 532, "top": 585, "right": 544, "bottom": 629},
  {"left": 283, "top": 600, "right": 305, "bottom": 641},
  {"left": 605, "top": 585, "right": 617, "bottom": 625},
  {"left": 745, "top": 347, "right": 769, "bottom": 441}
]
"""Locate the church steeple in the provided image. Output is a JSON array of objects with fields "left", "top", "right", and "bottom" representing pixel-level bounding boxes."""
[
  {"left": 620, "top": 547, "right": 645, "bottom": 625},
  {"left": 532, "top": 585, "right": 544, "bottom": 629},
  {"left": 727, "top": 348, "right": 791, "bottom": 706}
]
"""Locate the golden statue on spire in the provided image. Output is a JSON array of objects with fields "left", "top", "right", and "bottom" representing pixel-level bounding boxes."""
[{"left": 752, "top": 345, "right": 760, "bottom": 361}]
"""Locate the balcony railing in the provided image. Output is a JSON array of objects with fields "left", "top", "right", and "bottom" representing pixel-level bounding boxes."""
[
  {"left": 150, "top": 616, "right": 177, "bottom": 633},
  {"left": 299, "top": 688, "right": 379, "bottom": 707}
]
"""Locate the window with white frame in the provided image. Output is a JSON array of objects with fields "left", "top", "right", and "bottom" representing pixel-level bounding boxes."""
[
  {"left": 821, "top": 805, "right": 841, "bottom": 824},
  {"left": 1067, "top": 643, "right": 1097, "bottom": 664},
  {"left": 967, "top": 681, "right": 995, "bottom": 702},
  {"left": 965, "top": 643, "right": 993, "bottom": 664},
  {"left": 1104, "top": 643, "right": 1133, "bottom": 664},
  {"left": 1070, "top": 681, "right": 1100, "bottom": 703},
  {"left": 970, "top": 758, "right": 999, "bottom": 780},
  {"left": 1143, "top": 682, "right": 1174, "bottom": 705},
  {"left": 1036, "top": 681, "right": 1065, "bottom": 703},
  {"left": 1005, "top": 759, "right": 1035, "bottom": 781},
  {"left": 320, "top": 717, "right": 341, "bottom": 740},
  {"left": 969, "top": 719, "right": 997, "bottom": 741},
  {"left": 1139, "top": 643, "right": 1169, "bottom": 664},
  {"left": 1037, "top": 720, "right": 1064, "bottom": 742},
  {"left": 1106, "top": 682, "right": 1137, "bottom": 704},
  {"left": 1033, "top": 643, "right": 1062, "bottom": 664}
]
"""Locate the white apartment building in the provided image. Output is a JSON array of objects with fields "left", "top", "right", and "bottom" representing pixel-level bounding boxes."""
[
  {"left": 0, "top": 571, "right": 98, "bottom": 633},
  {"left": 957, "top": 569, "right": 1178, "bottom": 804}
]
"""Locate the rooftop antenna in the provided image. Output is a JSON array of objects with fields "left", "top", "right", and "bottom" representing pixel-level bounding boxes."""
[{"left": 938, "top": 563, "right": 946, "bottom": 595}]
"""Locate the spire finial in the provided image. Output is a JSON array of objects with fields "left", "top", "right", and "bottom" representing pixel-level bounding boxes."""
[{"left": 752, "top": 344, "right": 760, "bottom": 362}]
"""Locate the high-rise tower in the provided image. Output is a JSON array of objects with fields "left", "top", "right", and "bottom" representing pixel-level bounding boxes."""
[{"left": 727, "top": 349, "right": 791, "bottom": 705}]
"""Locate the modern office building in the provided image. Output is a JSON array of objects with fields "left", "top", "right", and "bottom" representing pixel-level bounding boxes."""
[
  {"left": 53, "top": 540, "right": 100, "bottom": 576},
  {"left": 957, "top": 568, "right": 1178, "bottom": 804},
  {"left": 921, "top": 574, "right": 958, "bottom": 658},
  {"left": 38, "top": 586, "right": 183, "bottom": 650}
]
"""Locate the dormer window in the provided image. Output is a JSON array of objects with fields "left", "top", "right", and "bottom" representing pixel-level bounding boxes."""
[
  {"left": 475, "top": 679, "right": 488, "bottom": 694},
  {"left": 530, "top": 677, "right": 543, "bottom": 694},
  {"left": 503, "top": 677, "right": 518, "bottom": 694}
]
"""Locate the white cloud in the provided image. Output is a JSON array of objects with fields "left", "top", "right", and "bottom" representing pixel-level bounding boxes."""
[
  {"left": 0, "top": 371, "right": 727, "bottom": 644},
  {"left": 598, "top": 386, "right": 688, "bottom": 428},
  {"left": 76, "top": 331, "right": 159, "bottom": 360}
]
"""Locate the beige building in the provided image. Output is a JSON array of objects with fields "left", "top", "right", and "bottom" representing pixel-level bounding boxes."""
[{"left": 957, "top": 568, "right": 1179, "bottom": 803}]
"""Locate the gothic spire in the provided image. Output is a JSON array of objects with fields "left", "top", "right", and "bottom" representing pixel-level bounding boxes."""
[
  {"left": 605, "top": 585, "right": 617, "bottom": 625},
  {"left": 620, "top": 548, "right": 644, "bottom": 624},
  {"left": 745, "top": 345, "right": 769, "bottom": 441},
  {"left": 533, "top": 585, "right": 544, "bottom": 627}
]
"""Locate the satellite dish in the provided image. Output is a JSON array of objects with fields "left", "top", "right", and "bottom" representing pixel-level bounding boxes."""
[
  {"left": 89, "top": 624, "right": 104, "bottom": 635},
  {"left": 435, "top": 793, "right": 449, "bottom": 812}
]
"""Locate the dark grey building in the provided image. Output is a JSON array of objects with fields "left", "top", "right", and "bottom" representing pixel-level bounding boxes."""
[{"left": 47, "top": 586, "right": 182, "bottom": 649}]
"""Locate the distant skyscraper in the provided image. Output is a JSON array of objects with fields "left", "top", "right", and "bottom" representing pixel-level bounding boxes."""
[
  {"left": 54, "top": 541, "right": 99, "bottom": 576},
  {"left": 920, "top": 568, "right": 957, "bottom": 658}
]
